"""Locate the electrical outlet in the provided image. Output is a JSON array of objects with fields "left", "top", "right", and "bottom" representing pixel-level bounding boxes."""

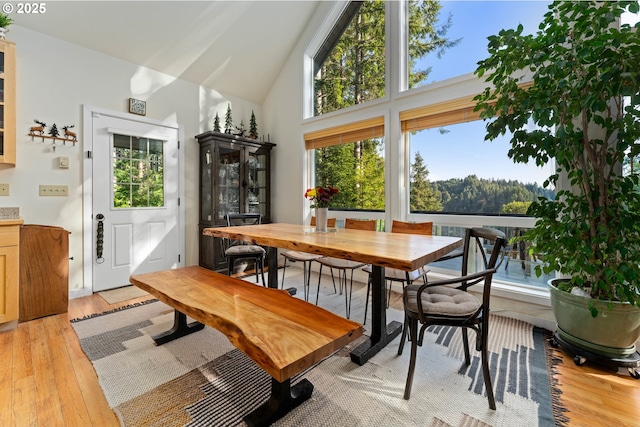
[
  {"left": 39, "top": 185, "right": 69, "bottom": 196},
  {"left": 0, "top": 184, "right": 9, "bottom": 196}
]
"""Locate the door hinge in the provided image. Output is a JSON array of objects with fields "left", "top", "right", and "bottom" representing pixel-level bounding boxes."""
[
  {"left": 87, "top": 150, "right": 92, "bottom": 158},
  {"left": 178, "top": 197, "right": 181, "bottom": 206},
  {"left": 178, "top": 254, "right": 181, "bottom": 263},
  {"left": 178, "top": 140, "right": 181, "bottom": 149}
]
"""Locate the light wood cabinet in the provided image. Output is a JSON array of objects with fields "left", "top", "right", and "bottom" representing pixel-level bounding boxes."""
[
  {"left": 19, "top": 225, "right": 70, "bottom": 322},
  {"left": 0, "top": 219, "right": 22, "bottom": 327},
  {"left": 0, "top": 39, "right": 15, "bottom": 165}
]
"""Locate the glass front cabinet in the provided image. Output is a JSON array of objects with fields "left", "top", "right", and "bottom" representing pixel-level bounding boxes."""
[
  {"left": 196, "top": 131, "right": 275, "bottom": 271},
  {"left": 0, "top": 40, "right": 16, "bottom": 165}
]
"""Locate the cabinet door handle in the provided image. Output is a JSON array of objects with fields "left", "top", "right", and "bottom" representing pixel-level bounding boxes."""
[{"left": 96, "top": 213, "right": 105, "bottom": 264}]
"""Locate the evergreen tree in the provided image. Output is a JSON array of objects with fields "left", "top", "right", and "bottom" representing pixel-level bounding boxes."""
[
  {"left": 249, "top": 110, "right": 258, "bottom": 139},
  {"left": 213, "top": 112, "right": 221, "bottom": 133},
  {"left": 48, "top": 123, "right": 59, "bottom": 138},
  {"left": 314, "top": 0, "right": 458, "bottom": 210},
  {"left": 224, "top": 104, "right": 233, "bottom": 134},
  {"left": 407, "top": 0, "right": 460, "bottom": 88},
  {"left": 410, "top": 152, "right": 442, "bottom": 212}
]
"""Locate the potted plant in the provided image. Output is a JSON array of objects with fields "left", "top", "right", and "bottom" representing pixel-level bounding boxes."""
[
  {"left": 474, "top": 1, "right": 640, "bottom": 360},
  {"left": 0, "top": 13, "right": 13, "bottom": 39}
]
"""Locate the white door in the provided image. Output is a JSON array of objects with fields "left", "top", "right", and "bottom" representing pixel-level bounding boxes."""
[{"left": 91, "top": 113, "right": 181, "bottom": 291}]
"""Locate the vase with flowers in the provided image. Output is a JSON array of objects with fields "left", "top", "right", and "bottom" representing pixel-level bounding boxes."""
[{"left": 304, "top": 185, "right": 339, "bottom": 232}]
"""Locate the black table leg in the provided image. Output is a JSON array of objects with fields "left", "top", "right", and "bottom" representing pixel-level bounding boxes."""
[
  {"left": 243, "top": 377, "right": 314, "bottom": 427},
  {"left": 267, "top": 246, "right": 279, "bottom": 289},
  {"left": 350, "top": 265, "right": 402, "bottom": 365},
  {"left": 152, "top": 310, "right": 205, "bottom": 345}
]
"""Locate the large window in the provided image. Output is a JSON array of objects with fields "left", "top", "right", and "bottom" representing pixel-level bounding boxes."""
[
  {"left": 409, "top": 121, "right": 555, "bottom": 215},
  {"left": 304, "top": 1, "right": 556, "bottom": 291},
  {"left": 314, "top": 139, "right": 385, "bottom": 210},
  {"left": 407, "top": 0, "right": 550, "bottom": 88},
  {"left": 314, "top": 1, "right": 385, "bottom": 116},
  {"left": 305, "top": 117, "right": 385, "bottom": 210}
]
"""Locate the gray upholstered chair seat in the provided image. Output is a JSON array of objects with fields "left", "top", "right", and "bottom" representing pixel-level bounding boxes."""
[
  {"left": 403, "top": 285, "right": 480, "bottom": 317},
  {"left": 282, "top": 251, "right": 321, "bottom": 262},
  {"left": 225, "top": 245, "right": 266, "bottom": 256},
  {"left": 317, "top": 257, "right": 366, "bottom": 270}
]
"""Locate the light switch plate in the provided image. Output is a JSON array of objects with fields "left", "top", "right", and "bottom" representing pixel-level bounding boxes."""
[
  {"left": 39, "top": 185, "right": 69, "bottom": 196},
  {"left": 0, "top": 184, "right": 9, "bottom": 196},
  {"left": 59, "top": 156, "right": 70, "bottom": 169}
]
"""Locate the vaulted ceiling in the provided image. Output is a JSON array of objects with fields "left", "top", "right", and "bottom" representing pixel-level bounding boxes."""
[{"left": 15, "top": 1, "right": 321, "bottom": 104}]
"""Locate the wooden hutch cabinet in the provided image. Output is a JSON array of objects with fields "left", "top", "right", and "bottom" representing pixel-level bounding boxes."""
[
  {"left": 0, "top": 39, "right": 16, "bottom": 165},
  {"left": 196, "top": 131, "right": 275, "bottom": 272}
]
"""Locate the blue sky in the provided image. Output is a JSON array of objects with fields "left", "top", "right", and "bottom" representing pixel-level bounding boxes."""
[{"left": 410, "top": 1, "right": 553, "bottom": 186}]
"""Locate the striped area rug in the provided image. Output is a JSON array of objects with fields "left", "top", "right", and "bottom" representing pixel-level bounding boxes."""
[{"left": 71, "top": 297, "right": 561, "bottom": 426}]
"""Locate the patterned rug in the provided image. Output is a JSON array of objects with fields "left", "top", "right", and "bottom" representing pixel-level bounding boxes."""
[{"left": 71, "top": 295, "right": 563, "bottom": 427}]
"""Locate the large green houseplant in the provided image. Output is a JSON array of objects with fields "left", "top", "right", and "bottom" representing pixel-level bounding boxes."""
[{"left": 475, "top": 1, "right": 640, "bottom": 358}]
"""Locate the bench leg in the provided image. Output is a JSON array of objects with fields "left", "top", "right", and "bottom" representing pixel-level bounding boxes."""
[
  {"left": 243, "top": 378, "right": 313, "bottom": 427},
  {"left": 152, "top": 310, "right": 205, "bottom": 345}
]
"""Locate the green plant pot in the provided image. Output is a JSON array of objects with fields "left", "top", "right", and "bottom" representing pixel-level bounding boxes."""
[{"left": 549, "top": 279, "right": 640, "bottom": 358}]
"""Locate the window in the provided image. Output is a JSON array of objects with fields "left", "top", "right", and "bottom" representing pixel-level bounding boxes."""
[
  {"left": 303, "top": 1, "right": 555, "bottom": 290},
  {"left": 113, "top": 134, "right": 164, "bottom": 208},
  {"left": 305, "top": 118, "right": 385, "bottom": 210},
  {"left": 408, "top": 121, "right": 554, "bottom": 215},
  {"left": 407, "top": 0, "right": 550, "bottom": 89},
  {"left": 313, "top": 0, "right": 385, "bottom": 116}
]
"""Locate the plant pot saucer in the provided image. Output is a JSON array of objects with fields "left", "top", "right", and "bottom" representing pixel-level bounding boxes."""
[
  {"left": 551, "top": 332, "right": 640, "bottom": 379},
  {"left": 557, "top": 325, "right": 637, "bottom": 359}
]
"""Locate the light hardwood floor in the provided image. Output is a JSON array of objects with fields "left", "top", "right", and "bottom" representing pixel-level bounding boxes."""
[{"left": 1, "top": 272, "right": 639, "bottom": 427}]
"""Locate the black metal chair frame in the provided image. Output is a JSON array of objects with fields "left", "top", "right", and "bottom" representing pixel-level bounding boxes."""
[
  {"left": 398, "top": 227, "right": 506, "bottom": 410},
  {"left": 223, "top": 213, "right": 266, "bottom": 287}
]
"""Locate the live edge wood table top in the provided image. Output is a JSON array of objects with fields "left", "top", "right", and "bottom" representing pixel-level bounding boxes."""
[
  {"left": 203, "top": 222, "right": 462, "bottom": 272},
  {"left": 203, "top": 223, "right": 463, "bottom": 366},
  {"left": 130, "top": 266, "right": 362, "bottom": 383}
]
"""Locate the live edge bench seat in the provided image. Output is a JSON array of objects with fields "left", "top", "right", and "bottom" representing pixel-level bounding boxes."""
[{"left": 129, "top": 266, "right": 363, "bottom": 426}]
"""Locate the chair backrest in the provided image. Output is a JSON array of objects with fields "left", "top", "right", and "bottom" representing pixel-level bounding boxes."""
[
  {"left": 223, "top": 214, "right": 262, "bottom": 249},
  {"left": 391, "top": 220, "right": 433, "bottom": 236},
  {"left": 311, "top": 216, "right": 337, "bottom": 228},
  {"left": 225, "top": 213, "right": 262, "bottom": 227},
  {"left": 345, "top": 218, "right": 377, "bottom": 231},
  {"left": 461, "top": 227, "right": 506, "bottom": 283}
]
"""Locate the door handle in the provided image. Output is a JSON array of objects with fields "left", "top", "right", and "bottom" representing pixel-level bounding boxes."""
[{"left": 96, "top": 213, "right": 105, "bottom": 264}]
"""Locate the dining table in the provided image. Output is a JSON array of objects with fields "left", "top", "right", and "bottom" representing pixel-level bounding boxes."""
[{"left": 203, "top": 222, "right": 463, "bottom": 365}]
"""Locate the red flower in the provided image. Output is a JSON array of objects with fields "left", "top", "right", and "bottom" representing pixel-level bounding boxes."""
[{"left": 304, "top": 186, "right": 339, "bottom": 208}]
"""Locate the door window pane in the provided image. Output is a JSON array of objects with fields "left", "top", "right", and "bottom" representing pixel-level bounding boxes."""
[{"left": 112, "top": 134, "right": 165, "bottom": 208}]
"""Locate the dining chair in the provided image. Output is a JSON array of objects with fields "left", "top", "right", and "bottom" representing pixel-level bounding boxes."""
[
  {"left": 398, "top": 227, "right": 506, "bottom": 409},
  {"left": 222, "top": 213, "right": 266, "bottom": 286},
  {"left": 280, "top": 216, "right": 337, "bottom": 301},
  {"left": 315, "top": 218, "right": 377, "bottom": 319},
  {"left": 362, "top": 220, "right": 433, "bottom": 324}
]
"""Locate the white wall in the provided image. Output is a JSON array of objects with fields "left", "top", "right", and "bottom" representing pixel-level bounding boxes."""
[
  {"left": 6, "top": 26, "right": 261, "bottom": 294},
  {"left": 262, "top": 3, "right": 336, "bottom": 225}
]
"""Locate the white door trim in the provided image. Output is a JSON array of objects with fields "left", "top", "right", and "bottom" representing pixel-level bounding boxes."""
[{"left": 80, "top": 105, "right": 185, "bottom": 296}]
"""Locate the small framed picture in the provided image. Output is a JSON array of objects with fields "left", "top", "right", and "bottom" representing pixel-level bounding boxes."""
[{"left": 129, "top": 98, "right": 146, "bottom": 116}]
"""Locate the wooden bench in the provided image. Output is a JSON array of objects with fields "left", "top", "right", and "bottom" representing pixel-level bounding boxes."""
[{"left": 129, "top": 266, "right": 363, "bottom": 426}]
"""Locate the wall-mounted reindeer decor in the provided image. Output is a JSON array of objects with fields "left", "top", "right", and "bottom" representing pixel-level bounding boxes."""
[{"left": 28, "top": 119, "right": 78, "bottom": 151}]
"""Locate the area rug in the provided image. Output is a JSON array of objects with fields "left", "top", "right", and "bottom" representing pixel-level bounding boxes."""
[
  {"left": 98, "top": 285, "right": 150, "bottom": 304},
  {"left": 71, "top": 297, "right": 562, "bottom": 427}
]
